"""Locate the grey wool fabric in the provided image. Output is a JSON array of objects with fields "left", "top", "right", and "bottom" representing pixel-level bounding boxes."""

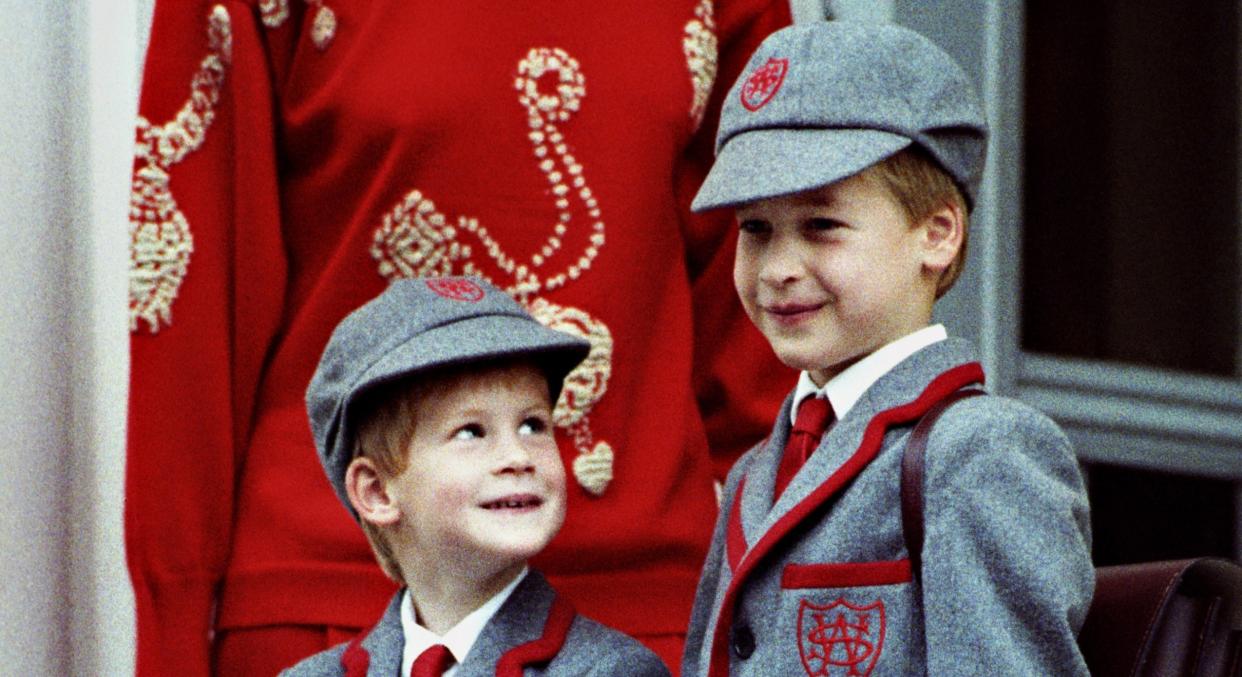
[
  {"left": 682, "top": 339, "right": 1094, "bottom": 676},
  {"left": 305, "top": 276, "right": 589, "bottom": 519},
  {"left": 692, "top": 20, "right": 988, "bottom": 212},
  {"left": 281, "top": 570, "right": 670, "bottom": 676}
]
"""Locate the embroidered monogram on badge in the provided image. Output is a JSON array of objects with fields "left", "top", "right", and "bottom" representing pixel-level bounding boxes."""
[
  {"left": 426, "top": 278, "right": 484, "bottom": 302},
  {"left": 797, "top": 598, "right": 886, "bottom": 677},
  {"left": 740, "top": 57, "right": 788, "bottom": 111}
]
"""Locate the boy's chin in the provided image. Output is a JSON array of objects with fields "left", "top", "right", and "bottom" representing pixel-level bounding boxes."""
[
  {"left": 478, "top": 532, "right": 557, "bottom": 566},
  {"left": 770, "top": 344, "right": 833, "bottom": 373},
  {"left": 774, "top": 346, "right": 865, "bottom": 383}
]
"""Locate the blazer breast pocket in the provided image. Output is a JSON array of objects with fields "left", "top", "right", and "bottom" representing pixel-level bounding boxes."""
[
  {"left": 776, "top": 560, "right": 916, "bottom": 677},
  {"left": 781, "top": 559, "right": 912, "bottom": 589}
]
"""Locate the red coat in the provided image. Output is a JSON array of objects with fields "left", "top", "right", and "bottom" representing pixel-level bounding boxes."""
[{"left": 127, "top": 1, "right": 792, "bottom": 675}]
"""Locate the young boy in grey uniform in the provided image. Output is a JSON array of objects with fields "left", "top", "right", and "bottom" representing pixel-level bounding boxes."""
[
  {"left": 681, "top": 21, "right": 1093, "bottom": 677},
  {"left": 287, "top": 277, "right": 669, "bottom": 676}
]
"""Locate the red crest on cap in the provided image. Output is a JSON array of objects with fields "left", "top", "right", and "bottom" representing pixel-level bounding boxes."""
[
  {"left": 740, "top": 57, "right": 789, "bottom": 111},
  {"left": 426, "top": 278, "right": 485, "bottom": 302}
]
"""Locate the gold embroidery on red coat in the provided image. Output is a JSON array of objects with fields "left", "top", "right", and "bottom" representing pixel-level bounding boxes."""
[
  {"left": 372, "top": 47, "right": 615, "bottom": 496},
  {"left": 683, "top": 0, "right": 718, "bottom": 129},
  {"left": 258, "top": 0, "right": 289, "bottom": 27},
  {"left": 305, "top": 0, "right": 336, "bottom": 49},
  {"left": 129, "top": 5, "right": 231, "bottom": 333},
  {"left": 258, "top": 0, "right": 335, "bottom": 50}
]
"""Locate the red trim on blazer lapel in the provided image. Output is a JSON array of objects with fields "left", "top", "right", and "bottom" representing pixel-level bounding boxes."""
[
  {"left": 726, "top": 475, "right": 749, "bottom": 573},
  {"left": 495, "top": 594, "right": 575, "bottom": 677},
  {"left": 705, "top": 362, "right": 984, "bottom": 677},
  {"left": 341, "top": 632, "right": 370, "bottom": 677}
]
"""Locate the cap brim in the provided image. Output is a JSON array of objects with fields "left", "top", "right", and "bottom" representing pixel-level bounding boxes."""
[
  {"left": 691, "top": 128, "right": 913, "bottom": 212},
  {"left": 354, "top": 313, "right": 589, "bottom": 408},
  {"left": 326, "top": 314, "right": 589, "bottom": 516}
]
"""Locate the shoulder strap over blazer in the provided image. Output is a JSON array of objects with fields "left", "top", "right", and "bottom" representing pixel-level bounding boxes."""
[{"left": 899, "top": 387, "right": 986, "bottom": 579}]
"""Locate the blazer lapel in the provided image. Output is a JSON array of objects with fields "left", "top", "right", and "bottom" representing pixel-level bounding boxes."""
[
  {"left": 455, "top": 570, "right": 558, "bottom": 677},
  {"left": 749, "top": 339, "right": 985, "bottom": 562},
  {"left": 766, "top": 338, "right": 983, "bottom": 522},
  {"left": 734, "top": 394, "right": 793, "bottom": 554},
  {"left": 346, "top": 593, "right": 403, "bottom": 677},
  {"left": 706, "top": 340, "right": 984, "bottom": 677}
]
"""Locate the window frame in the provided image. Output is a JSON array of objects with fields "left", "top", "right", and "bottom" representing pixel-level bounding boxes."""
[{"left": 897, "top": 0, "right": 1242, "bottom": 557}]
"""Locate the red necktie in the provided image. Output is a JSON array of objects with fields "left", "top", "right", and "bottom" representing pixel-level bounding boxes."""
[
  {"left": 773, "top": 396, "right": 834, "bottom": 501},
  {"left": 412, "top": 644, "right": 455, "bottom": 677}
]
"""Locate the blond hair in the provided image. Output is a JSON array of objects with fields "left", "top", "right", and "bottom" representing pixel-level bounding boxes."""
[
  {"left": 863, "top": 146, "right": 970, "bottom": 298},
  {"left": 351, "top": 377, "right": 423, "bottom": 582}
]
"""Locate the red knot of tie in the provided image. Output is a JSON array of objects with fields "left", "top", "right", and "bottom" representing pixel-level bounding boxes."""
[
  {"left": 773, "top": 396, "right": 835, "bottom": 501},
  {"left": 412, "top": 644, "right": 455, "bottom": 677}
]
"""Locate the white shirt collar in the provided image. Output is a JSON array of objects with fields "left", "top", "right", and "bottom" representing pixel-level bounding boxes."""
[
  {"left": 791, "top": 324, "right": 948, "bottom": 424},
  {"left": 400, "top": 567, "right": 529, "bottom": 677}
]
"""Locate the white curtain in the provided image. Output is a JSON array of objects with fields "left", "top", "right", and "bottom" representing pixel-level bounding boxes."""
[{"left": 0, "top": 2, "right": 137, "bottom": 673}]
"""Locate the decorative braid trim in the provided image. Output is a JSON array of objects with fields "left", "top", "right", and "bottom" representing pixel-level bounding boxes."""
[
  {"left": 259, "top": 0, "right": 335, "bottom": 50},
  {"left": 306, "top": 0, "right": 336, "bottom": 49},
  {"left": 258, "top": 0, "right": 289, "bottom": 27},
  {"left": 128, "top": 5, "right": 231, "bottom": 333},
  {"left": 683, "top": 0, "right": 718, "bottom": 129},
  {"left": 370, "top": 46, "right": 616, "bottom": 496}
]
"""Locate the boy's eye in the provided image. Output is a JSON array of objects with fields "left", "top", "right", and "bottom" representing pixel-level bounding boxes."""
[
  {"left": 452, "top": 423, "right": 485, "bottom": 441},
  {"left": 805, "top": 217, "right": 843, "bottom": 232},
  {"left": 738, "top": 219, "right": 771, "bottom": 235},
  {"left": 518, "top": 416, "right": 550, "bottom": 436}
]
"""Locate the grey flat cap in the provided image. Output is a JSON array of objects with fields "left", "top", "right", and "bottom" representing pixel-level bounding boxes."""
[
  {"left": 692, "top": 20, "right": 988, "bottom": 212},
  {"left": 306, "top": 277, "right": 590, "bottom": 518}
]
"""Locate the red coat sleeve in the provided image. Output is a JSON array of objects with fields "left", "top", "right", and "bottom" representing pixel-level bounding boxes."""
[
  {"left": 127, "top": 2, "right": 289, "bottom": 675},
  {"left": 679, "top": 0, "right": 796, "bottom": 482}
]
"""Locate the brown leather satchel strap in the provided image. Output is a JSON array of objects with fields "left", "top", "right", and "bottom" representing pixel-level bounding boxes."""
[{"left": 900, "top": 387, "right": 985, "bottom": 581}]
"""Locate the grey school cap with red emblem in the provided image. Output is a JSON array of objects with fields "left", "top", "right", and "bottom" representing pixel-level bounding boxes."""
[
  {"left": 306, "top": 276, "right": 589, "bottom": 518},
  {"left": 692, "top": 20, "right": 988, "bottom": 212}
]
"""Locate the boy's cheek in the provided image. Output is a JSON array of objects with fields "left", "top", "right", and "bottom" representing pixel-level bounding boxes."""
[{"left": 732, "top": 256, "right": 758, "bottom": 303}]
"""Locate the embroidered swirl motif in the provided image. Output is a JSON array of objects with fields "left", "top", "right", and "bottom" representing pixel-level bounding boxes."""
[
  {"left": 129, "top": 5, "right": 231, "bottom": 333},
  {"left": 683, "top": 0, "right": 718, "bottom": 129},
  {"left": 372, "top": 47, "right": 616, "bottom": 495},
  {"left": 526, "top": 299, "right": 611, "bottom": 429}
]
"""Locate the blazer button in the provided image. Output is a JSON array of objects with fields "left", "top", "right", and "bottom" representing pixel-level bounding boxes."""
[{"left": 731, "top": 624, "right": 755, "bottom": 659}]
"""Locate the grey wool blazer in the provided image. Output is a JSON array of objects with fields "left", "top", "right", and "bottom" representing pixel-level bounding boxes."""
[
  {"left": 682, "top": 338, "right": 1094, "bottom": 677},
  {"left": 282, "top": 569, "right": 669, "bottom": 677}
]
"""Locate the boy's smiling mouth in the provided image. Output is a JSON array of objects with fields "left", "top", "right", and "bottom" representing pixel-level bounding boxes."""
[
  {"left": 764, "top": 301, "right": 825, "bottom": 324},
  {"left": 479, "top": 494, "right": 544, "bottom": 511}
]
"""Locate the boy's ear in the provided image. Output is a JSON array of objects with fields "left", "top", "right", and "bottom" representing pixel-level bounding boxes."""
[
  {"left": 916, "top": 200, "right": 965, "bottom": 276},
  {"left": 345, "top": 457, "right": 401, "bottom": 527}
]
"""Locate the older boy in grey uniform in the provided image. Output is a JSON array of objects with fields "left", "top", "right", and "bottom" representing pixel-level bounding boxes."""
[
  {"left": 288, "top": 277, "right": 669, "bottom": 676},
  {"left": 682, "top": 22, "right": 1093, "bottom": 677}
]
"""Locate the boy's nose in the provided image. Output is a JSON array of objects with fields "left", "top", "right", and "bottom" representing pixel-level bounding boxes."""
[
  {"left": 758, "top": 240, "right": 803, "bottom": 286},
  {"left": 497, "top": 440, "right": 536, "bottom": 474}
]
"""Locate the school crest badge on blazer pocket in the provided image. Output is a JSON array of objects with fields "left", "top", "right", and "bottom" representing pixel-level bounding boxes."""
[{"left": 796, "top": 597, "right": 885, "bottom": 677}]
